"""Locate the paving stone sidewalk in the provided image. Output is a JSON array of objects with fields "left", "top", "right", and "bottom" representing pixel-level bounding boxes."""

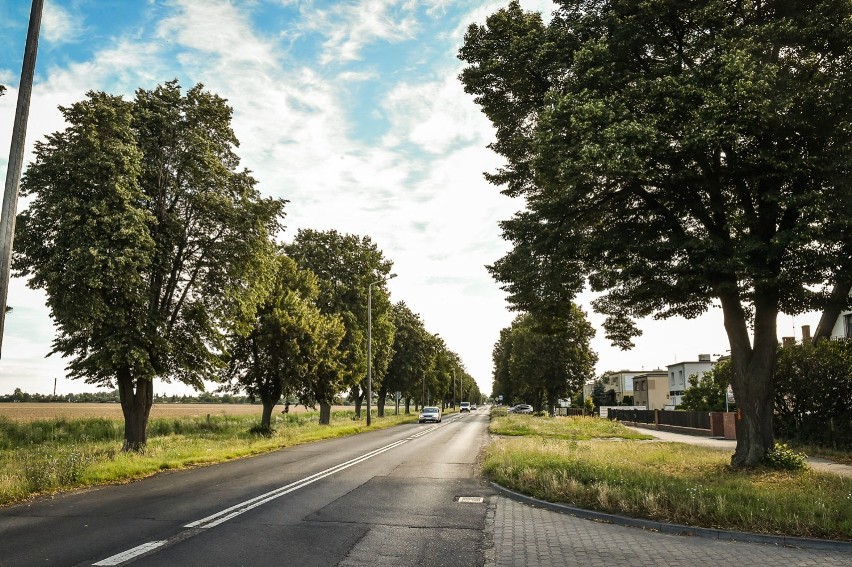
[{"left": 488, "top": 496, "right": 852, "bottom": 567}]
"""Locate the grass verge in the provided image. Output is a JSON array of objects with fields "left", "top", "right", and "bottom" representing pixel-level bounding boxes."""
[
  {"left": 484, "top": 414, "right": 852, "bottom": 541},
  {"left": 0, "top": 410, "right": 415, "bottom": 506}
]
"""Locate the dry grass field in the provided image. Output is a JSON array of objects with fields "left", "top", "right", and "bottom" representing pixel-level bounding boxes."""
[{"left": 0, "top": 403, "right": 350, "bottom": 422}]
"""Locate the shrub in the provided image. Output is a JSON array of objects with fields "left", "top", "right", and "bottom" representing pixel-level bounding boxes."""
[
  {"left": 249, "top": 424, "right": 275, "bottom": 437},
  {"left": 774, "top": 339, "right": 852, "bottom": 449},
  {"left": 762, "top": 443, "right": 808, "bottom": 471}
]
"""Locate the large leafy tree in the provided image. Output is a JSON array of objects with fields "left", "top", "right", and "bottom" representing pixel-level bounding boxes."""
[
  {"left": 14, "top": 83, "right": 284, "bottom": 450},
  {"left": 285, "top": 229, "right": 395, "bottom": 418},
  {"left": 460, "top": 1, "right": 852, "bottom": 466},
  {"left": 225, "top": 255, "right": 345, "bottom": 428},
  {"left": 493, "top": 309, "right": 597, "bottom": 412}
]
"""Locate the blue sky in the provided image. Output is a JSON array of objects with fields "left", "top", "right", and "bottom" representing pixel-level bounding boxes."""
[{"left": 0, "top": 0, "right": 813, "bottom": 397}]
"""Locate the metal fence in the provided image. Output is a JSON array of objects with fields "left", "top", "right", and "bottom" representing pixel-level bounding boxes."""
[
  {"left": 606, "top": 409, "right": 656, "bottom": 424},
  {"left": 776, "top": 413, "right": 852, "bottom": 451},
  {"left": 607, "top": 408, "right": 711, "bottom": 430}
]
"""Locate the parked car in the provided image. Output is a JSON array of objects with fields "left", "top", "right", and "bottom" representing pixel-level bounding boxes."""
[
  {"left": 508, "top": 404, "right": 534, "bottom": 414},
  {"left": 418, "top": 406, "right": 442, "bottom": 423},
  {"left": 460, "top": 402, "right": 471, "bottom": 413}
]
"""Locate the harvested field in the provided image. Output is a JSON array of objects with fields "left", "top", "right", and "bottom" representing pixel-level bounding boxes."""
[{"left": 0, "top": 403, "right": 349, "bottom": 422}]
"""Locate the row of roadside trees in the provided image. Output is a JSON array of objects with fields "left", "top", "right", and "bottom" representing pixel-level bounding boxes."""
[{"left": 7, "top": 81, "right": 478, "bottom": 451}]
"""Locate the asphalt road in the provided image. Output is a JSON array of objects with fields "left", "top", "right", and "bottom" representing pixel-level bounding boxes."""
[{"left": 0, "top": 410, "right": 493, "bottom": 567}]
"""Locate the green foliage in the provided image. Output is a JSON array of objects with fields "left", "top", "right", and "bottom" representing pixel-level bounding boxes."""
[
  {"left": 490, "top": 414, "right": 653, "bottom": 441},
  {"left": 285, "top": 230, "right": 395, "bottom": 399},
  {"left": 20, "top": 444, "right": 97, "bottom": 492},
  {"left": 680, "top": 361, "right": 733, "bottom": 412},
  {"left": 460, "top": 0, "right": 852, "bottom": 464},
  {"left": 583, "top": 397, "right": 595, "bottom": 412},
  {"left": 762, "top": 443, "right": 808, "bottom": 471},
  {"left": 482, "top": 437, "right": 849, "bottom": 540},
  {"left": 460, "top": 0, "right": 852, "bottom": 330},
  {"left": 248, "top": 424, "right": 276, "bottom": 437},
  {"left": 491, "top": 309, "right": 597, "bottom": 412},
  {"left": 385, "top": 302, "right": 435, "bottom": 404},
  {"left": 774, "top": 339, "right": 852, "bottom": 448},
  {"left": 224, "top": 254, "right": 345, "bottom": 425},
  {"left": 14, "top": 81, "right": 284, "bottom": 447},
  {"left": 591, "top": 380, "right": 607, "bottom": 409}
]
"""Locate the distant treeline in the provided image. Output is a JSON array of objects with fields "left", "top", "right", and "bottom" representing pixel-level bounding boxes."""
[{"left": 1, "top": 388, "right": 255, "bottom": 404}]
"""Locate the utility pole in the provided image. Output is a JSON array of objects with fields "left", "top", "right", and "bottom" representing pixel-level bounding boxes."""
[{"left": 0, "top": 0, "right": 44, "bottom": 357}]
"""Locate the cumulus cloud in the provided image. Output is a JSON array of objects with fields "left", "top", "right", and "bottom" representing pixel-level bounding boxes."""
[
  {"left": 298, "top": 0, "right": 419, "bottom": 64},
  {"left": 41, "top": 2, "right": 85, "bottom": 45}
]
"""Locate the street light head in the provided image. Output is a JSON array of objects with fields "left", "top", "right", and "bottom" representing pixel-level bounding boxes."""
[{"left": 388, "top": 273, "right": 397, "bottom": 279}]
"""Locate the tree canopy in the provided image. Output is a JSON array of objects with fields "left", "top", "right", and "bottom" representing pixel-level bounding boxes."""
[
  {"left": 224, "top": 255, "right": 345, "bottom": 428},
  {"left": 14, "top": 82, "right": 284, "bottom": 450},
  {"left": 460, "top": 0, "right": 852, "bottom": 466},
  {"left": 284, "top": 229, "right": 396, "bottom": 417},
  {"left": 492, "top": 308, "right": 597, "bottom": 412}
]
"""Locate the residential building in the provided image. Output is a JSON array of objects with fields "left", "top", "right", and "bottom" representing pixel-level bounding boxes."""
[
  {"left": 831, "top": 308, "right": 852, "bottom": 340},
  {"left": 666, "top": 355, "right": 716, "bottom": 408},
  {"left": 632, "top": 370, "right": 668, "bottom": 410},
  {"left": 599, "top": 370, "right": 643, "bottom": 405}
]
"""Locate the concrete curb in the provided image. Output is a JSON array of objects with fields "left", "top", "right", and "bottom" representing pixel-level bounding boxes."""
[{"left": 490, "top": 482, "right": 852, "bottom": 552}]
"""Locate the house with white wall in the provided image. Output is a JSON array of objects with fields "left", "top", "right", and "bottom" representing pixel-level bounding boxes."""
[
  {"left": 600, "top": 370, "right": 643, "bottom": 405},
  {"left": 665, "top": 355, "right": 716, "bottom": 408},
  {"left": 831, "top": 307, "right": 852, "bottom": 340}
]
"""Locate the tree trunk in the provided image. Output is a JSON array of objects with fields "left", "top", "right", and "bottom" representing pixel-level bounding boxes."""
[
  {"left": 405, "top": 397, "right": 411, "bottom": 414},
  {"left": 260, "top": 400, "right": 275, "bottom": 428},
  {"left": 351, "top": 384, "right": 363, "bottom": 418},
  {"left": 720, "top": 291, "right": 777, "bottom": 467},
  {"left": 319, "top": 401, "right": 332, "bottom": 425},
  {"left": 377, "top": 386, "right": 387, "bottom": 418},
  {"left": 259, "top": 377, "right": 282, "bottom": 429},
  {"left": 117, "top": 367, "right": 153, "bottom": 452}
]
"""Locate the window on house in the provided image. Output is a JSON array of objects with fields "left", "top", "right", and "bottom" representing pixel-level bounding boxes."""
[{"left": 845, "top": 314, "right": 852, "bottom": 338}]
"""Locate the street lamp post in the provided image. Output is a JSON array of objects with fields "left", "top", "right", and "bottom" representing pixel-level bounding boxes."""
[{"left": 367, "top": 273, "right": 396, "bottom": 426}]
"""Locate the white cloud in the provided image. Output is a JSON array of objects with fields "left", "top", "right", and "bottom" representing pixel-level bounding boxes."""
[
  {"left": 299, "top": 0, "right": 419, "bottom": 64},
  {"left": 158, "top": 0, "right": 278, "bottom": 67},
  {"left": 41, "top": 2, "right": 85, "bottom": 45},
  {"left": 381, "top": 69, "right": 494, "bottom": 154}
]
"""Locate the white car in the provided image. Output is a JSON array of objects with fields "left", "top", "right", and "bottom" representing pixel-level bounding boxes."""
[
  {"left": 460, "top": 401, "right": 471, "bottom": 413},
  {"left": 418, "top": 406, "right": 442, "bottom": 423}
]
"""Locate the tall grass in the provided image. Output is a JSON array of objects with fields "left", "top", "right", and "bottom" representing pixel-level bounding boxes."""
[
  {"left": 483, "top": 414, "right": 852, "bottom": 541},
  {"left": 0, "top": 410, "right": 416, "bottom": 506}
]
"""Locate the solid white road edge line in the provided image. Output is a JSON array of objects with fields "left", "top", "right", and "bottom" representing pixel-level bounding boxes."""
[{"left": 91, "top": 541, "right": 167, "bottom": 566}]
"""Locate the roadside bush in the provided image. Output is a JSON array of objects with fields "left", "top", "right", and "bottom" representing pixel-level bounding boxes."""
[
  {"left": 762, "top": 443, "right": 808, "bottom": 471},
  {"left": 774, "top": 339, "right": 852, "bottom": 450}
]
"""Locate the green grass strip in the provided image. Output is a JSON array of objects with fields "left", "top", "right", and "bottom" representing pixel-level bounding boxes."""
[{"left": 484, "top": 415, "right": 852, "bottom": 541}]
